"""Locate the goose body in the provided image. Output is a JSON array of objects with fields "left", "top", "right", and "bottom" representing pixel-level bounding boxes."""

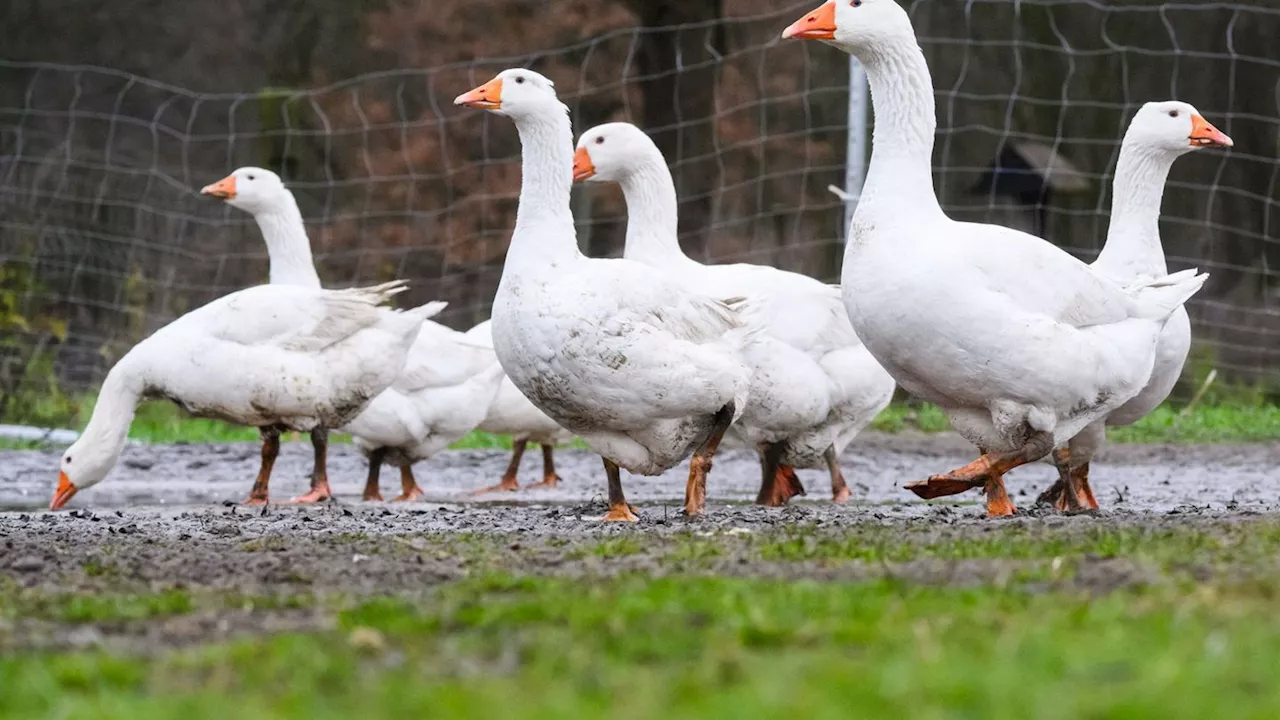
[
  {"left": 1040, "top": 102, "right": 1232, "bottom": 509},
  {"left": 202, "top": 167, "right": 504, "bottom": 501},
  {"left": 455, "top": 69, "right": 754, "bottom": 520},
  {"left": 573, "top": 121, "right": 895, "bottom": 504},
  {"left": 463, "top": 320, "right": 576, "bottom": 491},
  {"left": 340, "top": 321, "right": 506, "bottom": 500},
  {"left": 783, "top": 0, "right": 1209, "bottom": 515},
  {"left": 51, "top": 282, "right": 426, "bottom": 509}
]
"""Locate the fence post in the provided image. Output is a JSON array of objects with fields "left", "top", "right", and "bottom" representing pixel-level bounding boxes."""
[
  {"left": 257, "top": 87, "right": 300, "bottom": 177},
  {"left": 843, "top": 56, "right": 870, "bottom": 242}
]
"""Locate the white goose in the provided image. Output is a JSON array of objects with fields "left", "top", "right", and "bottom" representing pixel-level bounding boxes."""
[
  {"left": 1038, "top": 102, "right": 1232, "bottom": 510},
  {"left": 202, "top": 168, "right": 505, "bottom": 502},
  {"left": 463, "top": 320, "right": 575, "bottom": 493},
  {"left": 50, "top": 282, "right": 427, "bottom": 509},
  {"left": 572, "top": 122, "right": 895, "bottom": 505},
  {"left": 454, "top": 69, "right": 754, "bottom": 521},
  {"left": 783, "top": 0, "right": 1208, "bottom": 516}
]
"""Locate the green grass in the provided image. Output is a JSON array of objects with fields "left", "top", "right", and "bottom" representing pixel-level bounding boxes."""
[
  {"left": 1107, "top": 403, "right": 1280, "bottom": 443},
  {"left": 8, "top": 522, "right": 1280, "bottom": 716},
  {"left": 4, "top": 391, "right": 1276, "bottom": 449},
  {"left": 751, "top": 521, "right": 1280, "bottom": 566},
  {"left": 7, "top": 572, "right": 1280, "bottom": 718},
  {"left": 1, "top": 397, "right": 570, "bottom": 450},
  {"left": 570, "top": 536, "right": 646, "bottom": 559},
  {"left": 1, "top": 588, "right": 194, "bottom": 624},
  {"left": 870, "top": 400, "right": 1280, "bottom": 443},
  {"left": 0, "top": 584, "right": 317, "bottom": 625},
  {"left": 868, "top": 402, "right": 954, "bottom": 433}
]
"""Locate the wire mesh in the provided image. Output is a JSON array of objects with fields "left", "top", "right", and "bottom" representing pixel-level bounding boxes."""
[{"left": 0, "top": 0, "right": 1275, "bottom": 424}]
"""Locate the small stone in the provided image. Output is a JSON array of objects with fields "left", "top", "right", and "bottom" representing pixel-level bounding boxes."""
[
  {"left": 66, "top": 626, "right": 105, "bottom": 649},
  {"left": 348, "top": 626, "right": 385, "bottom": 652},
  {"left": 123, "top": 458, "right": 155, "bottom": 470},
  {"left": 11, "top": 555, "right": 44, "bottom": 572}
]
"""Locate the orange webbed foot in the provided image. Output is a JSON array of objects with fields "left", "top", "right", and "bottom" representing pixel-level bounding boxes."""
[
  {"left": 600, "top": 503, "right": 640, "bottom": 523},
  {"left": 756, "top": 465, "right": 807, "bottom": 507},
  {"left": 289, "top": 486, "right": 332, "bottom": 504},
  {"left": 469, "top": 476, "right": 519, "bottom": 495},
  {"left": 526, "top": 473, "right": 561, "bottom": 489},
  {"left": 391, "top": 487, "right": 424, "bottom": 503}
]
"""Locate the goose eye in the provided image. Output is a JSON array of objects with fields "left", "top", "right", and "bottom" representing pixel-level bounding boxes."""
[
  {"left": 852, "top": 0, "right": 862, "bottom": 6},
  {"left": 66, "top": 456, "right": 72, "bottom": 464},
  {"left": 1168, "top": 110, "right": 1179, "bottom": 118},
  {"left": 247, "top": 174, "right": 256, "bottom": 180},
  {"left": 515, "top": 77, "right": 525, "bottom": 85},
  {"left": 595, "top": 137, "right": 605, "bottom": 145}
]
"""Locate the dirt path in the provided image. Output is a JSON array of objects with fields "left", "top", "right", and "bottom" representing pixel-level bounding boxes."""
[{"left": 3, "top": 432, "right": 1278, "bottom": 514}]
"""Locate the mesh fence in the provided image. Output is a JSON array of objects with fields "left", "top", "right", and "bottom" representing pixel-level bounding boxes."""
[{"left": 1, "top": 0, "right": 1277, "bottom": 425}]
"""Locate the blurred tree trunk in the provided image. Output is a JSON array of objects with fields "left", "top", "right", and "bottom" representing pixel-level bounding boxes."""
[{"left": 620, "top": 0, "right": 725, "bottom": 260}]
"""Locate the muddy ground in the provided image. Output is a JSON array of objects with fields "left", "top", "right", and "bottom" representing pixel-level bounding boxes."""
[
  {"left": 1, "top": 432, "right": 1277, "bottom": 652},
  {"left": 4, "top": 431, "right": 1279, "bottom": 513}
]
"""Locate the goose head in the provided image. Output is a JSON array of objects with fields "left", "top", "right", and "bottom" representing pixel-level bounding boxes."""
[
  {"left": 572, "top": 122, "right": 658, "bottom": 183},
  {"left": 1125, "top": 101, "right": 1233, "bottom": 154},
  {"left": 454, "top": 68, "right": 561, "bottom": 119},
  {"left": 201, "top": 167, "right": 293, "bottom": 215},
  {"left": 50, "top": 436, "right": 118, "bottom": 510},
  {"left": 782, "top": 0, "right": 916, "bottom": 52}
]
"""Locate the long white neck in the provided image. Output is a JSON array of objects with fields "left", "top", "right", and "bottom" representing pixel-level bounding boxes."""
[
  {"left": 851, "top": 37, "right": 944, "bottom": 226},
  {"left": 506, "top": 107, "right": 582, "bottom": 270},
  {"left": 255, "top": 195, "right": 322, "bottom": 288},
  {"left": 1092, "top": 146, "right": 1178, "bottom": 278},
  {"left": 76, "top": 352, "right": 146, "bottom": 483},
  {"left": 616, "top": 157, "right": 697, "bottom": 268}
]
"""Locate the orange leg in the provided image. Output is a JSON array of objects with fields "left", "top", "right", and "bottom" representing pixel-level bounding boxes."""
[
  {"left": 290, "top": 428, "right": 333, "bottom": 503},
  {"left": 904, "top": 431, "right": 1054, "bottom": 518},
  {"left": 526, "top": 443, "right": 561, "bottom": 488},
  {"left": 1064, "top": 462, "right": 1098, "bottom": 511},
  {"left": 244, "top": 426, "right": 280, "bottom": 505},
  {"left": 470, "top": 439, "right": 524, "bottom": 494},
  {"left": 685, "top": 403, "right": 734, "bottom": 517},
  {"left": 755, "top": 442, "right": 806, "bottom": 507},
  {"left": 984, "top": 474, "right": 1017, "bottom": 517},
  {"left": 391, "top": 465, "right": 424, "bottom": 502},
  {"left": 361, "top": 448, "right": 386, "bottom": 502},
  {"left": 826, "top": 446, "right": 851, "bottom": 505},
  {"left": 1078, "top": 466, "right": 1098, "bottom": 509},
  {"left": 1036, "top": 447, "right": 1071, "bottom": 509},
  {"left": 600, "top": 457, "right": 639, "bottom": 522},
  {"left": 1038, "top": 447, "right": 1098, "bottom": 513}
]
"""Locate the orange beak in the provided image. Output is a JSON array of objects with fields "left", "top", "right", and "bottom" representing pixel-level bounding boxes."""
[
  {"left": 1189, "top": 114, "right": 1233, "bottom": 148},
  {"left": 454, "top": 77, "right": 504, "bottom": 110},
  {"left": 572, "top": 147, "right": 596, "bottom": 182},
  {"left": 201, "top": 175, "right": 237, "bottom": 199},
  {"left": 783, "top": 2, "right": 837, "bottom": 40},
  {"left": 50, "top": 471, "right": 78, "bottom": 510}
]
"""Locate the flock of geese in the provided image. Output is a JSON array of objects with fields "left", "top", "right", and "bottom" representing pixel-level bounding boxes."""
[{"left": 49, "top": 0, "right": 1232, "bottom": 520}]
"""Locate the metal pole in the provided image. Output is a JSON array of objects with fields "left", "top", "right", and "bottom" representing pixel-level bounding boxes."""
[{"left": 843, "top": 56, "right": 869, "bottom": 241}]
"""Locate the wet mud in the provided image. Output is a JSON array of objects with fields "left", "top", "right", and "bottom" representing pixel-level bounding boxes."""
[{"left": 2, "top": 432, "right": 1277, "bottom": 651}]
